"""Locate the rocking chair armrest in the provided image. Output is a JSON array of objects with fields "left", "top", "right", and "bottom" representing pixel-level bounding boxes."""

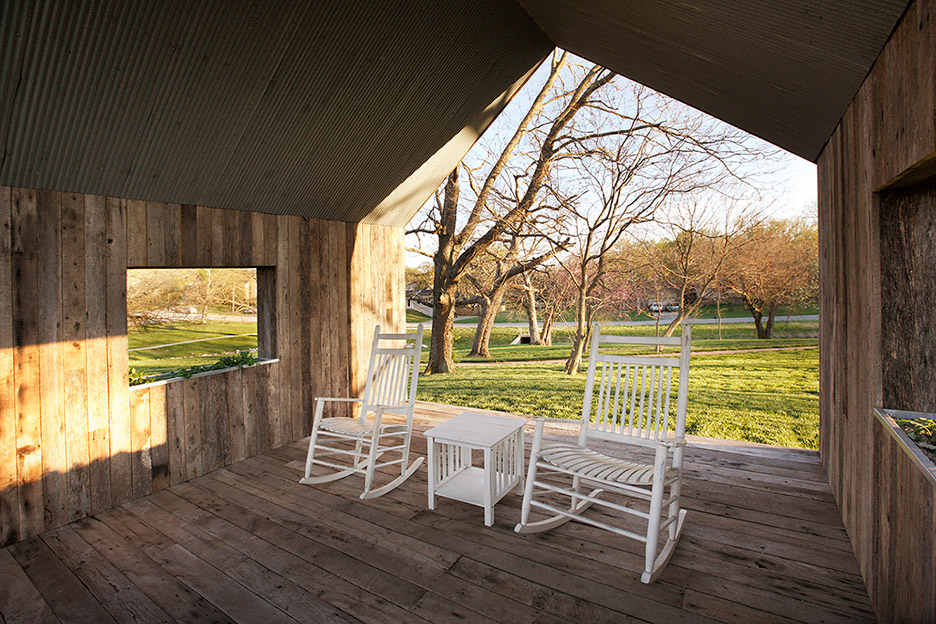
[{"left": 532, "top": 416, "right": 581, "bottom": 428}]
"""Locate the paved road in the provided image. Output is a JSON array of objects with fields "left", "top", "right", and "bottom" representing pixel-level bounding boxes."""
[{"left": 408, "top": 314, "right": 819, "bottom": 329}]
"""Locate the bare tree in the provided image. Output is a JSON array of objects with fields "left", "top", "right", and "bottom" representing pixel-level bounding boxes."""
[
  {"left": 640, "top": 197, "right": 761, "bottom": 338},
  {"left": 723, "top": 218, "right": 818, "bottom": 338},
  {"left": 463, "top": 232, "right": 564, "bottom": 357},
  {"left": 550, "top": 82, "right": 767, "bottom": 373},
  {"left": 409, "top": 53, "right": 627, "bottom": 373}
]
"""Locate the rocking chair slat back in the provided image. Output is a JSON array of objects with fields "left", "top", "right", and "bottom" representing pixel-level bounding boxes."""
[
  {"left": 361, "top": 326, "right": 422, "bottom": 414},
  {"left": 579, "top": 324, "right": 691, "bottom": 447}
]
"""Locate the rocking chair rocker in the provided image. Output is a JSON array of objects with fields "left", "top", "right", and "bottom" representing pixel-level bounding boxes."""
[
  {"left": 300, "top": 324, "right": 425, "bottom": 499},
  {"left": 515, "top": 323, "right": 692, "bottom": 583}
]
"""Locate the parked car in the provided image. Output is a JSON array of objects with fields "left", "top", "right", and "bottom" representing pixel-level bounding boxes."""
[
  {"left": 665, "top": 303, "right": 680, "bottom": 312},
  {"left": 648, "top": 303, "right": 663, "bottom": 313}
]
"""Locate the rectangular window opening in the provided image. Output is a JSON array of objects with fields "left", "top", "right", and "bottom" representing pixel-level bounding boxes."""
[{"left": 127, "top": 267, "right": 275, "bottom": 386}]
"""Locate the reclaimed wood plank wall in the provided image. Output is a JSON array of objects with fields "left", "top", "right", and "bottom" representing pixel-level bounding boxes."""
[
  {"left": 818, "top": 0, "right": 936, "bottom": 620},
  {"left": 0, "top": 186, "right": 403, "bottom": 547}
]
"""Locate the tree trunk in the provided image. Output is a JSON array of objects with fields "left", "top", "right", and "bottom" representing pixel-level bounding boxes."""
[
  {"left": 763, "top": 303, "right": 778, "bottom": 339},
  {"left": 564, "top": 287, "right": 589, "bottom": 374},
  {"left": 742, "top": 296, "right": 768, "bottom": 339},
  {"left": 662, "top": 313, "right": 686, "bottom": 337},
  {"left": 469, "top": 297, "right": 492, "bottom": 357},
  {"left": 470, "top": 283, "right": 511, "bottom": 357},
  {"left": 540, "top": 310, "right": 555, "bottom": 346},
  {"left": 519, "top": 274, "right": 542, "bottom": 345},
  {"left": 426, "top": 282, "right": 458, "bottom": 374},
  {"left": 716, "top": 290, "right": 723, "bottom": 340}
]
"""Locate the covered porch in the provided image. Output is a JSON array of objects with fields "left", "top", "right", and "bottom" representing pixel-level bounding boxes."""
[{"left": 1, "top": 403, "right": 872, "bottom": 624}]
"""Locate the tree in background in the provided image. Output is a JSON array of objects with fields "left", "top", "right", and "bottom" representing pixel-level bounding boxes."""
[
  {"left": 127, "top": 270, "right": 186, "bottom": 329},
  {"left": 639, "top": 197, "right": 761, "bottom": 337},
  {"left": 405, "top": 262, "right": 434, "bottom": 292},
  {"left": 463, "top": 232, "right": 564, "bottom": 357},
  {"left": 126, "top": 268, "right": 256, "bottom": 327},
  {"left": 505, "top": 265, "right": 575, "bottom": 346},
  {"left": 723, "top": 218, "right": 818, "bottom": 338},
  {"left": 409, "top": 52, "right": 627, "bottom": 373},
  {"left": 550, "top": 81, "right": 771, "bottom": 373}
]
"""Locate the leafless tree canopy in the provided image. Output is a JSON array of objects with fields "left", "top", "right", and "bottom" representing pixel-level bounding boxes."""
[{"left": 408, "top": 51, "right": 783, "bottom": 374}]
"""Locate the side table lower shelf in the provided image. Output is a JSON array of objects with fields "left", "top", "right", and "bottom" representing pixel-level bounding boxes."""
[{"left": 436, "top": 466, "right": 497, "bottom": 506}]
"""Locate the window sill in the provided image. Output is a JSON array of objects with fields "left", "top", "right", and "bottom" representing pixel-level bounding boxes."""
[{"left": 130, "top": 357, "right": 279, "bottom": 391}]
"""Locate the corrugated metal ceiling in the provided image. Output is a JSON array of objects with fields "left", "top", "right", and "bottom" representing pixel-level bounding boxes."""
[
  {"left": 0, "top": 0, "right": 551, "bottom": 225},
  {"left": 517, "top": 0, "right": 910, "bottom": 161}
]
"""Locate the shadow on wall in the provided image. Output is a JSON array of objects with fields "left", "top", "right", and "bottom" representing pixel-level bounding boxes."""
[{"left": 0, "top": 360, "right": 293, "bottom": 549}]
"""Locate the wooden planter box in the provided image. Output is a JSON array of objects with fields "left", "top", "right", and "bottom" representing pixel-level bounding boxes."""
[{"left": 874, "top": 408, "right": 936, "bottom": 489}]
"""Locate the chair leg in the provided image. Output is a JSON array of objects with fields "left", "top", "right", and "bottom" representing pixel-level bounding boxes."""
[
  {"left": 362, "top": 435, "right": 381, "bottom": 496},
  {"left": 667, "top": 479, "right": 682, "bottom": 541},
  {"left": 643, "top": 454, "right": 667, "bottom": 582},
  {"left": 303, "top": 400, "right": 326, "bottom": 480},
  {"left": 571, "top": 474, "right": 582, "bottom": 510},
  {"left": 353, "top": 439, "right": 364, "bottom": 468},
  {"left": 516, "top": 419, "right": 545, "bottom": 531},
  {"left": 401, "top": 429, "right": 414, "bottom": 476}
]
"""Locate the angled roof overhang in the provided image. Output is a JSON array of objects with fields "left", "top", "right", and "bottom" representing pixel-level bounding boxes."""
[
  {"left": 517, "top": 0, "right": 909, "bottom": 161},
  {"left": 0, "top": 1, "right": 551, "bottom": 226}
]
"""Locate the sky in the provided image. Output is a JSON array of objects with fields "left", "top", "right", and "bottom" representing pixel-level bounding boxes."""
[{"left": 405, "top": 54, "right": 818, "bottom": 268}]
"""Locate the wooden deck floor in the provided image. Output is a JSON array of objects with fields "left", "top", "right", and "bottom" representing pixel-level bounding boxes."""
[{"left": 0, "top": 402, "right": 874, "bottom": 624}]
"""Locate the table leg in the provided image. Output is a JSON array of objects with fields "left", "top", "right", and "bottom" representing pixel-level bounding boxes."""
[
  {"left": 514, "top": 430, "right": 524, "bottom": 493},
  {"left": 427, "top": 438, "right": 437, "bottom": 510},
  {"left": 483, "top": 447, "right": 493, "bottom": 526}
]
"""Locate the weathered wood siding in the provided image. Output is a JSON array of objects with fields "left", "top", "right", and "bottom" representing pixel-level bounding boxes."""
[
  {"left": 0, "top": 186, "right": 403, "bottom": 546},
  {"left": 818, "top": 0, "right": 936, "bottom": 619}
]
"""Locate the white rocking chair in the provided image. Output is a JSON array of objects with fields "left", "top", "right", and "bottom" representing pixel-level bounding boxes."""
[
  {"left": 515, "top": 323, "right": 692, "bottom": 584},
  {"left": 300, "top": 324, "right": 425, "bottom": 499}
]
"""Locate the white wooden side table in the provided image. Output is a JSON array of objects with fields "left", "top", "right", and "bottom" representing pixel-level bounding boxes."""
[{"left": 424, "top": 412, "right": 526, "bottom": 526}]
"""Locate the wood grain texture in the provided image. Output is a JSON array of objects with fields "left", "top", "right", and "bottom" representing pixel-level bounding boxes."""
[
  {"left": 165, "top": 382, "right": 186, "bottom": 487},
  {"left": 195, "top": 205, "right": 213, "bottom": 266},
  {"left": 145, "top": 201, "right": 166, "bottom": 267},
  {"left": 180, "top": 204, "right": 198, "bottom": 267},
  {"left": 61, "top": 192, "right": 91, "bottom": 522},
  {"left": 37, "top": 189, "right": 67, "bottom": 530},
  {"left": 128, "top": 387, "right": 152, "bottom": 500},
  {"left": 148, "top": 385, "right": 170, "bottom": 492},
  {"left": 880, "top": 181, "right": 936, "bottom": 412},
  {"left": 105, "top": 198, "right": 132, "bottom": 508},
  {"left": 12, "top": 188, "right": 44, "bottom": 542},
  {"left": 163, "top": 203, "right": 181, "bottom": 267},
  {"left": 126, "top": 199, "right": 147, "bottom": 268},
  {"left": 84, "top": 194, "right": 111, "bottom": 515},
  {"left": 0, "top": 187, "right": 17, "bottom": 546},
  {"left": 818, "top": 0, "right": 936, "bottom": 619},
  {"left": 0, "top": 186, "right": 405, "bottom": 546}
]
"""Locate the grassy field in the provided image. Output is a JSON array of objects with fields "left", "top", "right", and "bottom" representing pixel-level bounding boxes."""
[
  {"left": 417, "top": 348, "right": 820, "bottom": 449},
  {"left": 437, "top": 321, "right": 818, "bottom": 362},
  {"left": 129, "top": 320, "right": 257, "bottom": 376},
  {"left": 406, "top": 310, "right": 431, "bottom": 323},
  {"left": 451, "top": 303, "right": 818, "bottom": 325}
]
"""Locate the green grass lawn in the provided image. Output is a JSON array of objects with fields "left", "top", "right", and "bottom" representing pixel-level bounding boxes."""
[
  {"left": 431, "top": 321, "right": 818, "bottom": 362},
  {"left": 129, "top": 320, "right": 257, "bottom": 376},
  {"left": 416, "top": 348, "right": 819, "bottom": 449},
  {"left": 406, "top": 309, "right": 432, "bottom": 322}
]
